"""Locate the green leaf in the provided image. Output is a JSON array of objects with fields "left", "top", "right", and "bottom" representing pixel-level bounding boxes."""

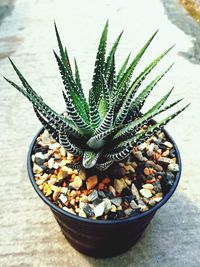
[
  {"left": 87, "top": 126, "right": 119, "bottom": 149},
  {"left": 59, "top": 127, "right": 83, "bottom": 156},
  {"left": 89, "top": 20, "right": 109, "bottom": 105},
  {"left": 95, "top": 105, "right": 114, "bottom": 135},
  {"left": 107, "top": 54, "right": 118, "bottom": 101},
  {"left": 54, "top": 22, "right": 72, "bottom": 72},
  {"left": 4, "top": 76, "right": 82, "bottom": 138},
  {"left": 89, "top": 90, "right": 101, "bottom": 129},
  {"left": 96, "top": 160, "right": 114, "bottom": 170},
  {"left": 114, "top": 45, "right": 174, "bottom": 127},
  {"left": 82, "top": 151, "right": 101, "bottom": 169},
  {"left": 117, "top": 52, "right": 131, "bottom": 81},
  {"left": 105, "top": 30, "right": 123, "bottom": 77},
  {"left": 127, "top": 64, "right": 173, "bottom": 117},
  {"left": 97, "top": 74, "right": 110, "bottom": 118},
  {"left": 114, "top": 87, "right": 174, "bottom": 140},
  {"left": 116, "top": 103, "right": 190, "bottom": 149},
  {"left": 117, "top": 30, "right": 159, "bottom": 100},
  {"left": 54, "top": 52, "right": 92, "bottom": 134},
  {"left": 33, "top": 106, "right": 59, "bottom": 142}
]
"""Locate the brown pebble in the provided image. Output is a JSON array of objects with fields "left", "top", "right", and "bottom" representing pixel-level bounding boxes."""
[{"left": 86, "top": 175, "right": 98, "bottom": 190}]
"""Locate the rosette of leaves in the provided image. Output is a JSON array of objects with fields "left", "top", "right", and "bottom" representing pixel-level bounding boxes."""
[{"left": 5, "top": 21, "right": 189, "bottom": 171}]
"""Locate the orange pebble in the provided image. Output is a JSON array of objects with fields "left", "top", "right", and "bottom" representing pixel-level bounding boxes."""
[
  {"left": 83, "top": 189, "right": 89, "bottom": 195},
  {"left": 102, "top": 177, "right": 111, "bottom": 184},
  {"left": 98, "top": 183, "right": 105, "bottom": 190},
  {"left": 144, "top": 168, "right": 150, "bottom": 176},
  {"left": 146, "top": 178, "right": 156, "bottom": 184},
  {"left": 86, "top": 175, "right": 98, "bottom": 190}
]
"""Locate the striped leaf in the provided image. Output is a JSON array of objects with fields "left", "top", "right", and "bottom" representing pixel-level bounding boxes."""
[
  {"left": 82, "top": 151, "right": 101, "bottom": 169},
  {"left": 117, "top": 31, "right": 159, "bottom": 102},
  {"left": 59, "top": 127, "right": 83, "bottom": 156},
  {"left": 54, "top": 52, "right": 92, "bottom": 134},
  {"left": 114, "top": 87, "right": 174, "bottom": 140},
  {"left": 115, "top": 104, "right": 189, "bottom": 149},
  {"left": 89, "top": 21, "right": 109, "bottom": 105},
  {"left": 117, "top": 52, "right": 131, "bottom": 81},
  {"left": 127, "top": 64, "right": 173, "bottom": 118},
  {"left": 114, "top": 46, "right": 174, "bottom": 127}
]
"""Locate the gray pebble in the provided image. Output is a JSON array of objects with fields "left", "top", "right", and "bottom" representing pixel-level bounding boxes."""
[
  {"left": 87, "top": 190, "right": 98, "bottom": 202},
  {"left": 111, "top": 197, "right": 122, "bottom": 207}
]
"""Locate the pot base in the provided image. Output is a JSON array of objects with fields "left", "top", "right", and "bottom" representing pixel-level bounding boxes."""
[{"left": 53, "top": 208, "right": 155, "bottom": 257}]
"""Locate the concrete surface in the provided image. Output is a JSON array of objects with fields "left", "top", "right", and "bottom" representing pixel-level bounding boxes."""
[{"left": 0, "top": 0, "right": 200, "bottom": 266}]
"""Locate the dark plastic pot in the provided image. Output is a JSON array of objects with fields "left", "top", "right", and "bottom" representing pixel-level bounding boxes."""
[{"left": 27, "top": 127, "right": 181, "bottom": 258}]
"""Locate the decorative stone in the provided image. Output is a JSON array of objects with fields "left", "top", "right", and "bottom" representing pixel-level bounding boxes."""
[
  {"left": 61, "top": 166, "right": 72, "bottom": 177},
  {"left": 138, "top": 143, "right": 146, "bottom": 151},
  {"left": 94, "top": 202, "right": 105, "bottom": 217},
  {"left": 79, "top": 168, "right": 86, "bottom": 181},
  {"left": 158, "top": 157, "right": 172, "bottom": 165},
  {"left": 144, "top": 167, "right": 150, "bottom": 176},
  {"left": 168, "top": 163, "right": 179, "bottom": 172},
  {"left": 59, "top": 194, "right": 68, "bottom": 204},
  {"left": 86, "top": 175, "right": 98, "bottom": 190},
  {"left": 103, "top": 198, "right": 112, "bottom": 214},
  {"left": 83, "top": 205, "right": 95, "bottom": 217},
  {"left": 111, "top": 197, "right": 122, "bottom": 207},
  {"left": 153, "top": 196, "right": 163, "bottom": 202},
  {"left": 108, "top": 185, "right": 116, "bottom": 197},
  {"left": 140, "top": 188, "right": 152, "bottom": 198},
  {"left": 49, "top": 142, "right": 61, "bottom": 150},
  {"left": 70, "top": 176, "right": 82, "bottom": 190},
  {"left": 153, "top": 181, "right": 162, "bottom": 193},
  {"left": 145, "top": 160, "right": 163, "bottom": 171},
  {"left": 147, "top": 143, "right": 155, "bottom": 157},
  {"left": 43, "top": 183, "right": 52, "bottom": 196},
  {"left": 111, "top": 205, "right": 117, "bottom": 212},
  {"left": 33, "top": 163, "right": 43, "bottom": 174},
  {"left": 131, "top": 183, "right": 140, "bottom": 200},
  {"left": 79, "top": 209, "right": 87, "bottom": 218},
  {"left": 134, "top": 151, "right": 147, "bottom": 161},
  {"left": 48, "top": 158, "right": 54, "bottom": 169},
  {"left": 98, "top": 191, "right": 106, "bottom": 199},
  {"left": 63, "top": 207, "right": 76, "bottom": 215},
  {"left": 166, "top": 172, "right": 175, "bottom": 186},
  {"left": 114, "top": 179, "right": 124, "bottom": 194},
  {"left": 142, "top": 184, "right": 154, "bottom": 190},
  {"left": 162, "top": 141, "right": 173, "bottom": 148},
  {"left": 52, "top": 187, "right": 61, "bottom": 201},
  {"left": 60, "top": 146, "right": 66, "bottom": 157},
  {"left": 53, "top": 162, "right": 59, "bottom": 169},
  {"left": 124, "top": 208, "right": 133, "bottom": 216},
  {"left": 93, "top": 198, "right": 102, "bottom": 206},
  {"left": 87, "top": 190, "right": 98, "bottom": 202},
  {"left": 130, "top": 200, "right": 139, "bottom": 209},
  {"left": 41, "top": 130, "right": 51, "bottom": 144},
  {"left": 124, "top": 165, "right": 135, "bottom": 173},
  {"left": 35, "top": 152, "right": 46, "bottom": 165},
  {"left": 138, "top": 199, "right": 149, "bottom": 212},
  {"left": 149, "top": 199, "right": 156, "bottom": 206},
  {"left": 162, "top": 149, "right": 170, "bottom": 157}
]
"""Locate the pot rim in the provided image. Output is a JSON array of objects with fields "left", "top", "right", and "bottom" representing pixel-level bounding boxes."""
[{"left": 27, "top": 126, "right": 182, "bottom": 225}]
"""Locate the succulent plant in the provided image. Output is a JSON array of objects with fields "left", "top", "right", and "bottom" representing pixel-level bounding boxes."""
[{"left": 5, "top": 21, "right": 189, "bottom": 170}]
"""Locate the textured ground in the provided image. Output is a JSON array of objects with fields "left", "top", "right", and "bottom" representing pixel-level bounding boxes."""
[{"left": 0, "top": 0, "right": 200, "bottom": 266}]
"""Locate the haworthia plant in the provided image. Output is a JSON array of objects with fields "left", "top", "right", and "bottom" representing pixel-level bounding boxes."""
[{"left": 5, "top": 22, "right": 189, "bottom": 170}]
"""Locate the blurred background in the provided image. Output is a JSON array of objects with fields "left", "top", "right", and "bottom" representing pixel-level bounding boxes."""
[{"left": 0, "top": 0, "right": 200, "bottom": 266}]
